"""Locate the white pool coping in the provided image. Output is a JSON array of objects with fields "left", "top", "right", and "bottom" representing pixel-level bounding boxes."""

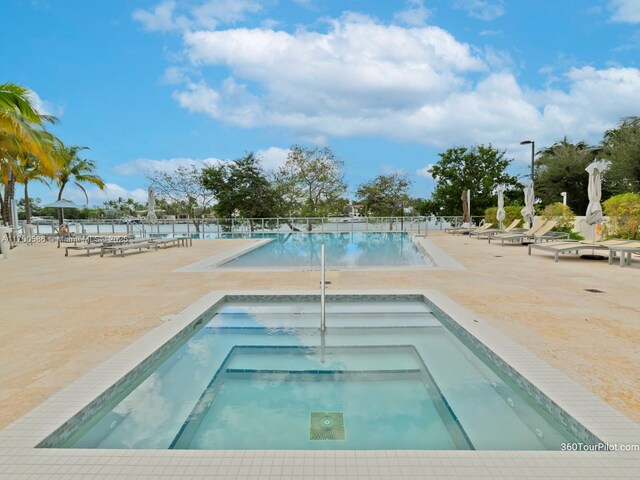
[
  {"left": 1, "top": 289, "right": 638, "bottom": 479},
  {"left": 176, "top": 235, "right": 465, "bottom": 272}
]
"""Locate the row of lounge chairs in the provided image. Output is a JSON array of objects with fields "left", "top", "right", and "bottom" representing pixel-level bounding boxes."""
[
  {"left": 529, "top": 239, "right": 640, "bottom": 266},
  {"left": 487, "top": 220, "right": 570, "bottom": 246},
  {"left": 447, "top": 217, "right": 639, "bottom": 266},
  {"left": 447, "top": 219, "right": 570, "bottom": 245},
  {"left": 64, "top": 236, "right": 192, "bottom": 258}
]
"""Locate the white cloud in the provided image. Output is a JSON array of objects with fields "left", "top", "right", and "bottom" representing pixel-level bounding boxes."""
[
  {"left": 173, "top": 79, "right": 262, "bottom": 128},
  {"left": 176, "top": 14, "right": 486, "bottom": 136},
  {"left": 162, "top": 66, "right": 189, "bottom": 85},
  {"left": 479, "top": 29, "right": 502, "bottom": 37},
  {"left": 394, "top": 0, "right": 431, "bottom": 27},
  {"left": 452, "top": 0, "right": 505, "bottom": 21},
  {"left": 113, "top": 157, "right": 222, "bottom": 176},
  {"left": 29, "top": 90, "right": 64, "bottom": 117},
  {"left": 381, "top": 165, "right": 407, "bottom": 175},
  {"left": 416, "top": 165, "right": 434, "bottom": 178},
  {"left": 610, "top": 0, "right": 640, "bottom": 23},
  {"left": 61, "top": 183, "right": 148, "bottom": 205},
  {"left": 132, "top": 0, "right": 262, "bottom": 32},
  {"left": 132, "top": 1, "right": 181, "bottom": 31},
  {"left": 256, "top": 146, "right": 289, "bottom": 171},
  {"left": 144, "top": 11, "right": 640, "bottom": 164},
  {"left": 191, "top": 0, "right": 262, "bottom": 28}
]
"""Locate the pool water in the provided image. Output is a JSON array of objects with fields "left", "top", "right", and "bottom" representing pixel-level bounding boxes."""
[
  {"left": 61, "top": 297, "right": 584, "bottom": 450},
  {"left": 216, "top": 232, "right": 430, "bottom": 268}
]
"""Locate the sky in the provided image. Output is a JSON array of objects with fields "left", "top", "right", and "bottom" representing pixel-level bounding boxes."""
[{"left": 2, "top": 0, "right": 640, "bottom": 205}]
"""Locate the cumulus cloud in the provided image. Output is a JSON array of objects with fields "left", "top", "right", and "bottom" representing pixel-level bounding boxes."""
[
  {"left": 113, "top": 157, "right": 222, "bottom": 176},
  {"left": 452, "top": 0, "right": 505, "bottom": 21},
  {"left": 610, "top": 0, "right": 640, "bottom": 23},
  {"left": 135, "top": 8, "right": 640, "bottom": 165},
  {"left": 174, "top": 14, "right": 487, "bottom": 139},
  {"left": 393, "top": 0, "right": 431, "bottom": 26},
  {"left": 256, "top": 146, "right": 289, "bottom": 171}
]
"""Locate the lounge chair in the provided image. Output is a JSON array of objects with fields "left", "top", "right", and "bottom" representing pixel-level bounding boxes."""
[
  {"left": 470, "top": 219, "right": 522, "bottom": 239},
  {"left": 488, "top": 219, "right": 546, "bottom": 245},
  {"left": 528, "top": 239, "right": 634, "bottom": 263},
  {"left": 606, "top": 241, "right": 640, "bottom": 267},
  {"left": 450, "top": 223, "right": 493, "bottom": 236},
  {"left": 491, "top": 220, "right": 567, "bottom": 246},
  {"left": 444, "top": 222, "right": 474, "bottom": 234}
]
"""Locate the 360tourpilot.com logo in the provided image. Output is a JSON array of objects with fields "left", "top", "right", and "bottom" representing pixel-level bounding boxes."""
[{"left": 561, "top": 442, "right": 640, "bottom": 452}]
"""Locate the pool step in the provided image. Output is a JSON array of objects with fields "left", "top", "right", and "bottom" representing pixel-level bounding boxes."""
[
  {"left": 169, "top": 345, "right": 474, "bottom": 451},
  {"left": 209, "top": 311, "right": 442, "bottom": 329}
]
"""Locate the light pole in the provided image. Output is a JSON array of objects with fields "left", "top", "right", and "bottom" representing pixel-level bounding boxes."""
[{"left": 520, "top": 140, "right": 535, "bottom": 183}]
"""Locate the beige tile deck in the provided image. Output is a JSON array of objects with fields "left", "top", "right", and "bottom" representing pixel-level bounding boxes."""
[
  {"left": 0, "top": 232, "right": 639, "bottom": 478},
  {"left": 1, "top": 233, "right": 638, "bottom": 428}
]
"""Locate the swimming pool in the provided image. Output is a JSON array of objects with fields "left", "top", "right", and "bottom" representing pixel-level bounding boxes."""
[
  {"left": 51, "top": 296, "right": 591, "bottom": 451},
  {"left": 173, "top": 232, "right": 445, "bottom": 271}
]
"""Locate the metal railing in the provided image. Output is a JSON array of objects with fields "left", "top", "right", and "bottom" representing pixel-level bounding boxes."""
[{"left": 17, "top": 215, "right": 489, "bottom": 238}]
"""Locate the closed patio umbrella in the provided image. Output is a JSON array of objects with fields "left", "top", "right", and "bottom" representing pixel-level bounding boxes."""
[
  {"left": 146, "top": 187, "right": 158, "bottom": 224},
  {"left": 520, "top": 183, "right": 535, "bottom": 228},
  {"left": 461, "top": 190, "right": 471, "bottom": 225},
  {"left": 496, "top": 185, "right": 506, "bottom": 230},
  {"left": 585, "top": 160, "right": 609, "bottom": 243}
]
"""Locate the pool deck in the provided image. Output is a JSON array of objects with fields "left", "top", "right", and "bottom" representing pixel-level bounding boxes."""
[{"left": 1, "top": 232, "right": 639, "bottom": 478}]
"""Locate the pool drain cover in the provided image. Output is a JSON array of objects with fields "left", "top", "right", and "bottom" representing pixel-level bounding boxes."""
[{"left": 309, "top": 412, "right": 345, "bottom": 440}]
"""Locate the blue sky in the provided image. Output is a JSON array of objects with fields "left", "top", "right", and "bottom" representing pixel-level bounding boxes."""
[{"left": 3, "top": 0, "right": 640, "bottom": 205}]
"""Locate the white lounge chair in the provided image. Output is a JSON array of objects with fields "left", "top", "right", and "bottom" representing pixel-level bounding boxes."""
[
  {"left": 528, "top": 239, "right": 634, "bottom": 263},
  {"left": 470, "top": 219, "right": 522, "bottom": 239},
  {"left": 489, "top": 219, "right": 546, "bottom": 245}
]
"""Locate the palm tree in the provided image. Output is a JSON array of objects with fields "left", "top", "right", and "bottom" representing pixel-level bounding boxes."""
[
  {"left": 54, "top": 141, "right": 105, "bottom": 223},
  {"left": 14, "top": 154, "right": 52, "bottom": 224},
  {"left": 535, "top": 137, "right": 597, "bottom": 212},
  {"left": 1, "top": 83, "right": 57, "bottom": 225}
]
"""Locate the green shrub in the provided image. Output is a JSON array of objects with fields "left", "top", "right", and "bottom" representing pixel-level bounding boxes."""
[
  {"left": 542, "top": 202, "right": 575, "bottom": 229},
  {"left": 541, "top": 202, "right": 583, "bottom": 240},
  {"left": 484, "top": 205, "right": 524, "bottom": 229},
  {"left": 602, "top": 193, "right": 640, "bottom": 240}
]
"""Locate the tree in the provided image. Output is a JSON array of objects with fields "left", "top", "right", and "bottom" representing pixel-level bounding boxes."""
[
  {"left": 600, "top": 116, "right": 640, "bottom": 195},
  {"left": 1, "top": 83, "right": 57, "bottom": 226},
  {"left": 13, "top": 153, "right": 51, "bottom": 224},
  {"left": 103, "top": 197, "right": 144, "bottom": 217},
  {"left": 534, "top": 137, "right": 598, "bottom": 213},
  {"left": 201, "top": 153, "right": 277, "bottom": 230},
  {"left": 428, "top": 145, "right": 521, "bottom": 216},
  {"left": 356, "top": 173, "right": 412, "bottom": 216},
  {"left": 274, "top": 145, "right": 347, "bottom": 220},
  {"left": 147, "top": 165, "right": 215, "bottom": 231},
  {"left": 54, "top": 142, "right": 105, "bottom": 223}
]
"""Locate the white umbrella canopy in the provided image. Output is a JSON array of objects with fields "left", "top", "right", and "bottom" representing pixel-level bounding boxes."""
[
  {"left": 42, "top": 199, "right": 84, "bottom": 224},
  {"left": 496, "top": 185, "right": 506, "bottom": 230},
  {"left": 146, "top": 187, "right": 158, "bottom": 224},
  {"left": 585, "top": 160, "right": 609, "bottom": 226},
  {"left": 520, "top": 183, "right": 535, "bottom": 227}
]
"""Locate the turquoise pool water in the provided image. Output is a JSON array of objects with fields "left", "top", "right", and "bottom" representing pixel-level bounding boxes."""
[
  {"left": 60, "top": 297, "right": 583, "bottom": 450},
  {"left": 216, "top": 232, "right": 429, "bottom": 268}
]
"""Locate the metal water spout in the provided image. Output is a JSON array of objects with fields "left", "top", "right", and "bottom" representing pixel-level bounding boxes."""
[{"left": 320, "top": 242, "right": 326, "bottom": 333}]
